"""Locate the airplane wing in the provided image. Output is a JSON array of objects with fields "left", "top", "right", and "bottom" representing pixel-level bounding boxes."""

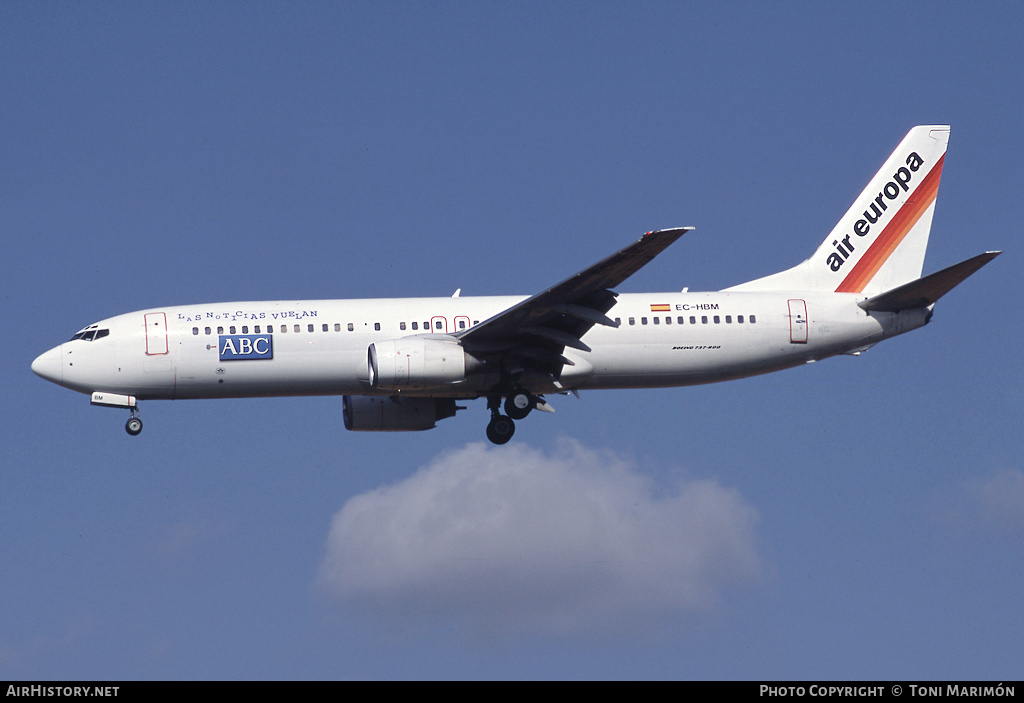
[{"left": 455, "top": 227, "right": 693, "bottom": 378}]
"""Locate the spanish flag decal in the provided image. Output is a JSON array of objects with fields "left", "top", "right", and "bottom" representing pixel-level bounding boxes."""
[{"left": 650, "top": 304, "right": 671, "bottom": 312}]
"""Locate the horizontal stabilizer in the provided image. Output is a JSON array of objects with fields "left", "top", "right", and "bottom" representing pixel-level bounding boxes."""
[{"left": 858, "top": 251, "right": 1001, "bottom": 312}]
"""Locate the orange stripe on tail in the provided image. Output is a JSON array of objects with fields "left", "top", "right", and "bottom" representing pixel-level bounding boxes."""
[{"left": 835, "top": 155, "right": 944, "bottom": 293}]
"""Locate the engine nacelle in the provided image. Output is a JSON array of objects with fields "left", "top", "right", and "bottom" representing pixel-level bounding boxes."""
[
  {"left": 343, "top": 395, "right": 458, "bottom": 432},
  {"left": 368, "top": 336, "right": 470, "bottom": 390}
]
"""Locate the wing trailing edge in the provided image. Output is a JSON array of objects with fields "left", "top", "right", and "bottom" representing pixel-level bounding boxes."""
[{"left": 456, "top": 227, "right": 693, "bottom": 377}]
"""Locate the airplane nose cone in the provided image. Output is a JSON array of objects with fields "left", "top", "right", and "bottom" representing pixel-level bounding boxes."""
[{"left": 31, "top": 345, "right": 63, "bottom": 385}]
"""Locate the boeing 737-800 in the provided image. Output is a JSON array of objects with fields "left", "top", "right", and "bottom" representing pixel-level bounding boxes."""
[{"left": 32, "top": 126, "right": 999, "bottom": 444}]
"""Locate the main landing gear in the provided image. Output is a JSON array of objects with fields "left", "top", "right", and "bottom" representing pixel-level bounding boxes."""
[
  {"left": 504, "top": 390, "right": 533, "bottom": 420},
  {"left": 484, "top": 390, "right": 536, "bottom": 445},
  {"left": 486, "top": 413, "right": 515, "bottom": 445},
  {"left": 125, "top": 407, "right": 143, "bottom": 436}
]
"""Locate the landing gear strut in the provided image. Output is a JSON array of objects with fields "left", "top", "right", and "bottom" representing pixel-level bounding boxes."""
[
  {"left": 485, "top": 395, "right": 515, "bottom": 445},
  {"left": 125, "top": 407, "right": 143, "bottom": 436}
]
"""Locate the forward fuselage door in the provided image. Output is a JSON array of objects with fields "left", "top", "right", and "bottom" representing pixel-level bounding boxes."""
[
  {"left": 145, "top": 312, "right": 169, "bottom": 355},
  {"left": 787, "top": 299, "right": 808, "bottom": 344}
]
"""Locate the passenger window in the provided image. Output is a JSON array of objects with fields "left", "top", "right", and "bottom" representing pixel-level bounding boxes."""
[
  {"left": 690, "top": 316, "right": 696, "bottom": 324},
  {"left": 665, "top": 316, "right": 671, "bottom": 325},
  {"left": 411, "top": 322, "right": 418, "bottom": 330},
  {"left": 205, "top": 327, "right": 212, "bottom": 335},
  {"left": 750, "top": 315, "right": 757, "bottom": 323},
  {"left": 308, "top": 324, "right": 314, "bottom": 332},
  {"left": 678, "top": 317, "right": 684, "bottom": 324},
  {"left": 459, "top": 320, "right": 466, "bottom": 329},
  {"left": 322, "top": 324, "right": 328, "bottom": 332},
  {"left": 629, "top": 317, "right": 635, "bottom": 325},
  {"left": 193, "top": 327, "right": 199, "bottom": 335},
  {"left": 713, "top": 316, "right": 720, "bottom": 324},
  {"left": 653, "top": 317, "right": 660, "bottom": 325},
  {"left": 217, "top": 326, "right": 224, "bottom": 334},
  {"left": 255, "top": 325, "right": 261, "bottom": 333},
  {"left": 737, "top": 316, "right": 744, "bottom": 324},
  {"left": 242, "top": 326, "right": 249, "bottom": 334},
  {"left": 423, "top": 322, "right": 429, "bottom": 330},
  {"left": 334, "top": 323, "right": 341, "bottom": 331},
  {"left": 435, "top": 321, "right": 442, "bottom": 330},
  {"left": 280, "top": 325, "right": 286, "bottom": 333},
  {"left": 374, "top": 322, "right": 381, "bottom": 331},
  {"left": 701, "top": 316, "right": 707, "bottom": 324},
  {"left": 641, "top": 317, "right": 648, "bottom": 325},
  {"left": 229, "top": 326, "right": 236, "bottom": 334},
  {"left": 400, "top": 322, "right": 406, "bottom": 331},
  {"left": 725, "top": 316, "right": 731, "bottom": 324},
  {"left": 615, "top": 317, "right": 621, "bottom": 326},
  {"left": 347, "top": 323, "right": 354, "bottom": 331},
  {"left": 294, "top": 324, "right": 300, "bottom": 333}
]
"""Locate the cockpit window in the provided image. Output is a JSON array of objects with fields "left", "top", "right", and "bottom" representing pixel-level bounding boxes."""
[{"left": 69, "top": 327, "right": 110, "bottom": 342}]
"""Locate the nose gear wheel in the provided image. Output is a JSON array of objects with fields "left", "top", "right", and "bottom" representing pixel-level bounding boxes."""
[{"left": 125, "top": 407, "right": 143, "bottom": 436}]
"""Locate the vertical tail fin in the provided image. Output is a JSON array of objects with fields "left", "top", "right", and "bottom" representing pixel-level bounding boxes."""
[{"left": 726, "top": 126, "right": 949, "bottom": 295}]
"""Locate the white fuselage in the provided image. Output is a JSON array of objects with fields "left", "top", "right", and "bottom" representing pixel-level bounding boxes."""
[
  {"left": 32, "top": 290, "right": 927, "bottom": 401},
  {"left": 29, "top": 126, "right": 989, "bottom": 442}
]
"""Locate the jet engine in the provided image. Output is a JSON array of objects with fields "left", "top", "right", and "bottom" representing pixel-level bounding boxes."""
[
  {"left": 343, "top": 395, "right": 458, "bottom": 431},
  {"left": 368, "top": 336, "right": 477, "bottom": 390}
]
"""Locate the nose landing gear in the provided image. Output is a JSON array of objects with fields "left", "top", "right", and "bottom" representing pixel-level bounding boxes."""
[
  {"left": 125, "top": 408, "right": 143, "bottom": 436},
  {"left": 90, "top": 392, "right": 143, "bottom": 436}
]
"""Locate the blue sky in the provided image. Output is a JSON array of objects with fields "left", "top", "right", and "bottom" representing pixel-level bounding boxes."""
[{"left": 2, "top": 2, "right": 1021, "bottom": 679}]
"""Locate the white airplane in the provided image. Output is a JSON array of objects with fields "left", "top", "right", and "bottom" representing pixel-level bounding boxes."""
[{"left": 32, "top": 126, "right": 999, "bottom": 444}]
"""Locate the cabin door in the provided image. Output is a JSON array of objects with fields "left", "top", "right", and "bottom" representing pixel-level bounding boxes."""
[
  {"left": 788, "top": 299, "right": 808, "bottom": 344},
  {"left": 145, "top": 312, "right": 169, "bottom": 355}
]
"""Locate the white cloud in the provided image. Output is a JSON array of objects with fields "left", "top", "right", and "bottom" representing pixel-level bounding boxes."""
[
  {"left": 317, "top": 439, "right": 762, "bottom": 637},
  {"left": 936, "top": 468, "right": 1024, "bottom": 542},
  {"left": 973, "top": 469, "right": 1024, "bottom": 533}
]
